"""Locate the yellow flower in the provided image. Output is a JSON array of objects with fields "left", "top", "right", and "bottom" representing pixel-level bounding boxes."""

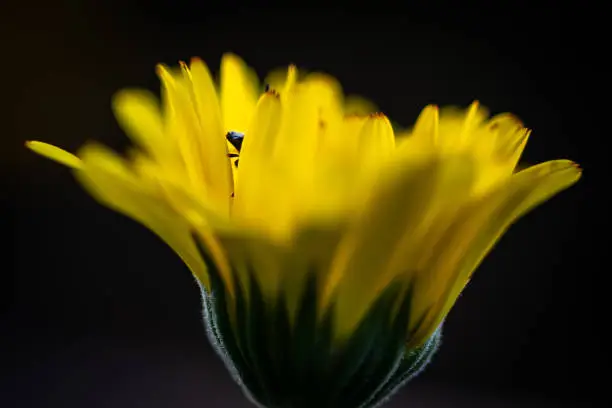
[
  {"left": 27, "top": 54, "right": 261, "bottom": 289},
  {"left": 26, "top": 54, "right": 581, "bottom": 408}
]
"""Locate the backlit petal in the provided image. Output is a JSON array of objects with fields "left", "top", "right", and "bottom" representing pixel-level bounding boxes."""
[
  {"left": 357, "top": 113, "right": 395, "bottom": 164},
  {"left": 322, "top": 154, "right": 476, "bottom": 340},
  {"left": 274, "top": 83, "right": 320, "bottom": 173},
  {"left": 344, "top": 95, "right": 378, "bottom": 115},
  {"left": 233, "top": 92, "right": 283, "bottom": 224},
  {"left": 25, "top": 141, "right": 82, "bottom": 169},
  {"left": 220, "top": 53, "right": 259, "bottom": 133},
  {"left": 112, "top": 89, "right": 180, "bottom": 167},
  {"left": 75, "top": 142, "right": 210, "bottom": 288},
  {"left": 186, "top": 58, "right": 234, "bottom": 208},
  {"left": 408, "top": 160, "right": 582, "bottom": 346}
]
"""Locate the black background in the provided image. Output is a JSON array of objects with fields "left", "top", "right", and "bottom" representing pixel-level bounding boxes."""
[{"left": 2, "top": 1, "right": 603, "bottom": 407}]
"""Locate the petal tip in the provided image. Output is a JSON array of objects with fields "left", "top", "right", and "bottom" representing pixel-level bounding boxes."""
[
  {"left": 568, "top": 161, "right": 583, "bottom": 176},
  {"left": 221, "top": 52, "right": 242, "bottom": 63},
  {"left": 25, "top": 140, "right": 82, "bottom": 169},
  {"left": 264, "top": 89, "right": 280, "bottom": 98},
  {"left": 155, "top": 63, "right": 171, "bottom": 79}
]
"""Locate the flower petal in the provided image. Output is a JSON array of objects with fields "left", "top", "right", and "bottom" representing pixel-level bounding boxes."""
[
  {"left": 157, "top": 64, "right": 207, "bottom": 195},
  {"left": 111, "top": 89, "right": 180, "bottom": 167},
  {"left": 436, "top": 102, "right": 489, "bottom": 151},
  {"left": 220, "top": 53, "right": 259, "bottom": 133},
  {"left": 232, "top": 92, "right": 289, "bottom": 232},
  {"left": 357, "top": 113, "right": 395, "bottom": 164},
  {"left": 395, "top": 105, "right": 439, "bottom": 156},
  {"left": 322, "top": 154, "right": 477, "bottom": 340},
  {"left": 158, "top": 59, "right": 233, "bottom": 211},
  {"left": 188, "top": 59, "right": 234, "bottom": 206},
  {"left": 344, "top": 95, "right": 378, "bottom": 115},
  {"left": 25, "top": 141, "right": 82, "bottom": 169},
  {"left": 75, "top": 142, "right": 210, "bottom": 288},
  {"left": 407, "top": 159, "right": 582, "bottom": 347},
  {"left": 214, "top": 224, "right": 344, "bottom": 325},
  {"left": 261, "top": 83, "right": 320, "bottom": 198},
  {"left": 412, "top": 104, "right": 439, "bottom": 145},
  {"left": 487, "top": 113, "right": 530, "bottom": 167},
  {"left": 234, "top": 92, "right": 283, "bottom": 180},
  {"left": 264, "top": 64, "right": 300, "bottom": 95}
]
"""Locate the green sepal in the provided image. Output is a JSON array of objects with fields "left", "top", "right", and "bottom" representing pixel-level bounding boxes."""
[
  {"left": 361, "top": 326, "right": 442, "bottom": 408},
  {"left": 195, "top": 234, "right": 441, "bottom": 408}
]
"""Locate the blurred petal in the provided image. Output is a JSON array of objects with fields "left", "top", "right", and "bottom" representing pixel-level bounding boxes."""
[
  {"left": 189, "top": 59, "right": 233, "bottom": 206},
  {"left": 26, "top": 141, "right": 82, "bottom": 169},
  {"left": 75, "top": 142, "right": 210, "bottom": 288},
  {"left": 323, "top": 154, "right": 476, "bottom": 340},
  {"left": 487, "top": 113, "right": 530, "bottom": 167},
  {"left": 214, "top": 224, "right": 343, "bottom": 325},
  {"left": 357, "top": 113, "right": 395, "bottom": 164},
  {"left": 436, "top": 102, "right": 489, "bottom": 151},
  {"left": 112, "top": 89, "right": 180, "bottom": 167},
  {"left": 344, "top": 95, "right": 378, "bottom": 115},
  {"left": 233, "top": 92, "right": 282, "bottom": 221},
  {"left": 220, "top": 53, "right": 259, "bottom": 133},
  {"left": 302, "top": 74, "right": 345, "bottom": 159},
  {"left": 336, "top": 115, "right": 368, "bottom": 162},
  {"left": 157, "top": 63, "right": 206, "bottom": 194},
  {"left": 411, "top": 105, "right": 439, "bottom": 145},
  {"left": 408, "top": 160, "right": 582, "bottom": 346},
  {"left": 264, "top": 64, "right": 300, "bottom": 94},
  {"left": 395, "top": 105, "right": 439, "bottom": 157},
  {"left": 274, "top": 83, "right": 321, "bottom": 173}
]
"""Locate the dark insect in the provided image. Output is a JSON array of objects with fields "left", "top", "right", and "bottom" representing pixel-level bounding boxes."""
[
  {"left": 226, "top": 131, "right": 244, "bottom": 152},
  {"left": 226, "top": 131, "right": 244, "bottom": 168}
]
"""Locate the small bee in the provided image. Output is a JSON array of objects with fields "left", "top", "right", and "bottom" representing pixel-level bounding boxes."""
[{"left": 226, "top": 131, "right": 244, "bottom": 168}]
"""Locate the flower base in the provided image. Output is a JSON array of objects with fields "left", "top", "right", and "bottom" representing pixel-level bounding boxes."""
[{"left": 197, "top": 237, "right": 441, "bottom": 408}]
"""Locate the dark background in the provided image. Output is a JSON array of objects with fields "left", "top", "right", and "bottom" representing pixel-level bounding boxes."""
[{"left": 1, "top": 1, "right": 602, "bottom": 407}]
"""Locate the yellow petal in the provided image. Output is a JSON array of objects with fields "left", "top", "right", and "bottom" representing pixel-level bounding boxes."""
[
  {"left": 188, "top": 59, "right": 234, "bottom": 207},
  {"left": 233, "top": 92, "right": 306, "bottom": 238},
  {"left": 215, "top": 225, "right": 343, "bottom": 325},
  {"left": 263, "top": 67, "right": 290, "bottom": 92},
  {"left": 336, "top": 115, "right": 367, "bottom": 161},
  {"left": 357, "top": 113, "right": 395, "bottom": 164},
  {"left": 412, "top": 104, "right": 439, "bottom": 145},
  {"left": 264, "top": 64, "right": 300, "bottom": 94},
  {"left": 287, "top": 225, "right": 345, "bottom": 321},
  {"left": 408, "top": 159, "right": 582, "bottom": 347},
  {"left": 153, "top": 172, "right": 235, "bottom": 232},
  {"left": 459, "top": 101, "right": 485, "bottom": 141},
  {"left": 157, "top": 63, "right": 206, "bottom": 195},
  {"left": 301, "top": 74, "right": 345, "bottom": 158},
  {"left": 220, "top": 53, "right": 259, "bottom": 133},
  {"left": 437, "top": 103, "right": 489, "bottom": 151},
  {"left": 26, "top": 141, "right": 82, "bottom": 169},
  {"left": 273, "top": 82, "right": 320, "bottom": 171},
  {"left": 215, "top": 232, "right": 286, "bottom": 306},
  {"left": 395, "top": 105, "right": 439, "bottom": 157},
  {"left": 234, "top": 92, "right": 282, "bottom": 212},
  {"left": 344, "top": 95, "right": 378, "bottom": 115},
  {"left": 322, "top": 154, "right": 476, "bottom": 340},
  {"left": 487, "top": 113, "right": 530, "bottom": 166},
  {"left": 111, "top": 89, "right": 180, "bottom": 167},
  {"left": 75, "top": 142, "right": 210, "bottom": 288}
]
